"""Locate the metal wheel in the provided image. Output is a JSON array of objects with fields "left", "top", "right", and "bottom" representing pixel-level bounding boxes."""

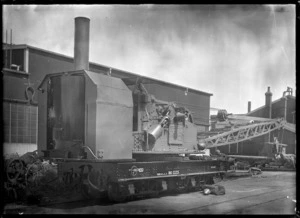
[
  {"left": 80, "top": 172, "right": 103, "bottom": 199},
  {"left": 213, "top": 173, "right": 223, "bottom": 184},
  {"left": 6, "top": 159, "right": 25, "bottom": 184},
  {"left": 80, "top": 182, "right": 91, "bottom": 199},
  {"left": 25, "top": 163, "right": 44, "bottom": 195},
  {"left": 177, "top": 177, "right": 190, "bottom": 193}
]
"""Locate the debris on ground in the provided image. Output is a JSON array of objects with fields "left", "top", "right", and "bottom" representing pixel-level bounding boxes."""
[
  {"left": 4, "top": 151, "right": 59, "bottom": 204},
  {"left": 202, "top": 184, "right": 225, "bottom": 195},
  {"left": 248, "top": 167, "right": 262, "bottom": 175}
]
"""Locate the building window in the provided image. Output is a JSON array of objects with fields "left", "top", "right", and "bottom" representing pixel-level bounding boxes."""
[
  {"left": 2, "top": 47, "right": 28, "bottom": 73},
  {"left": 3, "top": 102, "right": 38, "bottom": 144}
]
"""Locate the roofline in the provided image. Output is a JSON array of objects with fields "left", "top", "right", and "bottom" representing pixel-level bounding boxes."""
[
  {"left": 3, "top": 43, "right": 28, "bottom": 50},
  {"left": 247, "top": 95, "right": 295, "bottom": 115},
  {"left": 5, "top": 43, "right": 213, "bottom": 97}
]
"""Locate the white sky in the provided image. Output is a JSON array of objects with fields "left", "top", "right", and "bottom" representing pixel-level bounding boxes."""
[{"left": 3, "top": 5, "right": 296, "bottom": 114}]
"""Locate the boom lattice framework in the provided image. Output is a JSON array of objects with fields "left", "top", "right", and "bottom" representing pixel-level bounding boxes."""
[{"left": 203, "top": 119, "right": 287, "bottom": 148}]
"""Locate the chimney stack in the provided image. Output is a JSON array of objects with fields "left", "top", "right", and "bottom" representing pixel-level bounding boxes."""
[
  {"left": 247, "top": 101, "right": 251, "bottom": 113},
  {"left": 74, "top": 17, "right": 90, "bottom": 71},
  {"left": 265, "top": 86, "right": 272, "bottom": 119}
]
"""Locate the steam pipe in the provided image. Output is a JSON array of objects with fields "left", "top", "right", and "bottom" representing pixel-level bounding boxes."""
[{"left": 74, "top": 17, "right": 90, "bottom": 71}]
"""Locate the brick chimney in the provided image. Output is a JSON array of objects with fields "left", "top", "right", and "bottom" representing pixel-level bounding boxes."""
[
  {"left": 265, "top": 87, "right": 272, "bottom": 119},
  {"left": 247, "top": 101, "right": 251, "bottom": 113}
]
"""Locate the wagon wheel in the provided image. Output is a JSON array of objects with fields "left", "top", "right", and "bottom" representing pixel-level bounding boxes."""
[
  {"left": 81, "top": 171, "right": 104, "bottom": 199},
  {"left": 177, "top": 177, "right": 190, "bottom": 193},
  {"left": 148, "top": 180, "right": 159, "bottom": 197},
  {"left": 107, "top": 183, "right": 127, "bottom": 202},
  {"left": 213, "top": 173, "right": 223, "bottom": 184},
  {"left": 80, "top": 181, "right": 91, "bottom": 199},
  {"left": 6, "top": 159, "right": 25, "bottom": 184},
  {"left": 80, "top": 173, "right": 94, "bottom": 199}
]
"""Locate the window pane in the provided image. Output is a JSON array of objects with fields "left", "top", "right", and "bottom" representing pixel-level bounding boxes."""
[
  {"left": 18, "top": 119, "right": 25, "bottom": 127},
  {"left": 11, "top": 135, "right": 17, "bottom": 143},
  {"left": 24, "top": 128, "right": 30, "bottom": 136},
  {"left": 3, "top": 102, "right": 10, "bottom": 112},
  {"left": 3, "top": 118, "right": 10, "bottom": 127},
  {"left": 17, "top": 136, "right": 23, "bottom": 143},
  {"left": 18, "top": 112, "right": 25, "bottom": 120},
  {"left": 30, "top": 121, "right": 37, "bottom": 129},
  {"left": 4, "top": 128, "right": 10, "bottom": 135},
  {"left": 18, "top": 128, "right": 24, "bottom": 135},
  {"left": 5, "top": 103, "right": 38, "bottom": 144},
  {"left": 17, "top": 105, "right": 24, "bottom": 112},
  {"left": 11, "top": 112, "right": 17, "bottom": 120},
  {"left": 23, "top": 136, "right": 30, "bottom": 143},
  {"left": 4, "top": 134, "right": 10, "bottom": 142},
  {"left": 11, "top": 104, "right": 17, "bottom": 112},
  {"left": 30, "top": 136, "right": 36, "bottom": 144},
  {"left": 11, "top": 127, "right": 17, "bottom": 135}
]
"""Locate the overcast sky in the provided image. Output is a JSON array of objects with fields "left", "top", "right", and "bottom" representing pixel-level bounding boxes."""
[{"left": 3, "top": 5, "right": 295, "bottom": 114}]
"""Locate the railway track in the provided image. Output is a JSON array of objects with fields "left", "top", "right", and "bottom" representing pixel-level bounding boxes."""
[{"left": 171, "top": 186, "right": 295, "bottom": 214}]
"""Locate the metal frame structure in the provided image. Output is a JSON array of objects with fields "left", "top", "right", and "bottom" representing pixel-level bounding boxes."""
[{"left": 204, "top": 119, "right": 286, "bottom": 148}]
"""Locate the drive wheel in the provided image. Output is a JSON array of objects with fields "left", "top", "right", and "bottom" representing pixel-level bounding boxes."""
[
  {"left": 6, "top": 159, "right": 25, "bottom": 184},
  {"left": 107, "top": 183, "right": 127, "bottom": 202}
]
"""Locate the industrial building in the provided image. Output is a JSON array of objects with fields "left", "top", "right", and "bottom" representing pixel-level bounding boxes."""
[
  {"left": 2, "top": 42, "right": 212, "bottom": 155},
  {"left": 218, "top": 86, "right": 296, "bottom": 156}
]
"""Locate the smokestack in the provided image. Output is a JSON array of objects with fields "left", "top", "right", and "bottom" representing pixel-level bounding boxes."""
[
  {"left": 265, "top": 86, "right": 272, "bottom": 119},
  {"left": 74, "top": 17, "right": 90, "bottom": 71},
  {"left": 247, "top": 101, "right": 251, "bottom": 113},
  {"left": 281, "top": 87, "right": 290, "bottom": 121}
]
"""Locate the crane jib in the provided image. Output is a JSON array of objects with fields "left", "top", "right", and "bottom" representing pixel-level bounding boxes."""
[{"left": 204, "top": 119, "right": 287, "bottom": 148}]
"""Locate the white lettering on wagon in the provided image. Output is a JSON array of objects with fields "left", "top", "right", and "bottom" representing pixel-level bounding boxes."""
[
  {"left": 157, "top": 172, "right": 167, "bottom": 176},
  {"left": 129, "top": 165, "right": 144, "bottom": 176},
  {"left": 172, "top": 170, "right": 179, "bottom": 175}
]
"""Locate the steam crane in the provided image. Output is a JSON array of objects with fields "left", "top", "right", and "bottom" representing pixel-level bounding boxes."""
[{"left": 4, "top": 17, "right": 233, "bottom": 204}]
